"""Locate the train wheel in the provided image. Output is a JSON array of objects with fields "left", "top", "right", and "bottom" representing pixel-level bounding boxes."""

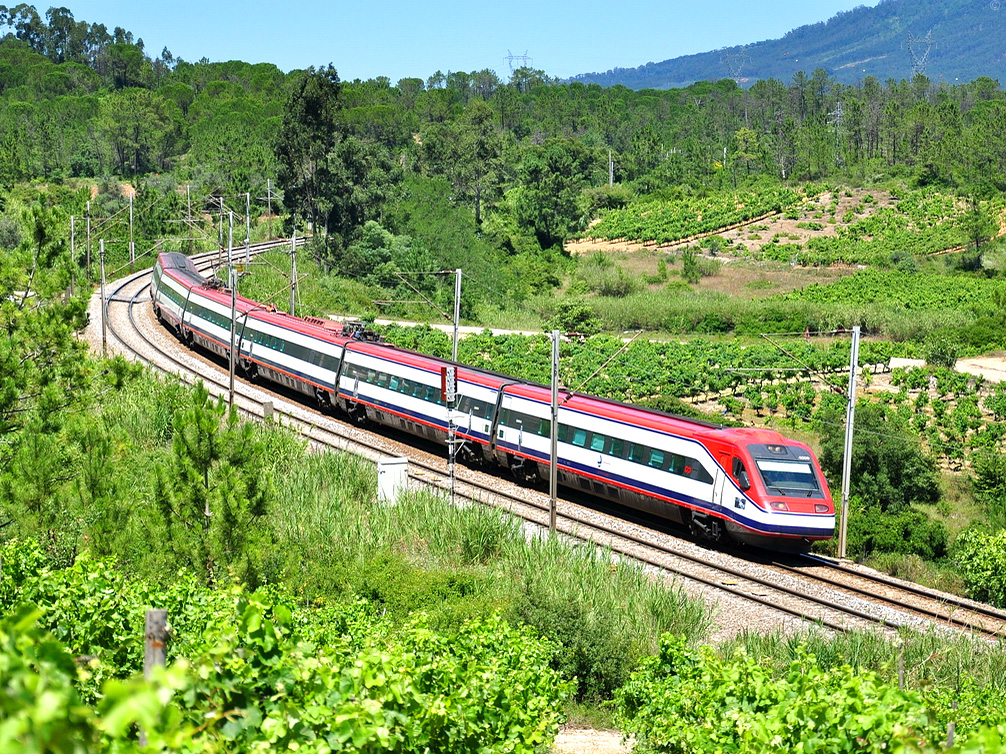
[
  {"left": 314, "top": 388, "right": 330, "bottom": 413},
  {"left": 345, "top": 399, "right": 367, "bottom": 425},
  {"left": 508, "top": 455, "right": 539, "bottom": 485}
]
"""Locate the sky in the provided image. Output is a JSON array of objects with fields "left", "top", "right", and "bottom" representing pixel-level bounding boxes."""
[{"left": 52, "top": 0, "right": 883, "bottom": 83}]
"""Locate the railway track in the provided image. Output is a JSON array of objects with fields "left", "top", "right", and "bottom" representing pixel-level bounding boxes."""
[{"left": 93, "top": 247, "right": 1006, "bottom": 642}]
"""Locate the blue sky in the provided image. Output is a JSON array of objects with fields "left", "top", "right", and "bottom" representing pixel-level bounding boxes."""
[{"left": 54, "top": 1, "right": 882, "bottom": 82}]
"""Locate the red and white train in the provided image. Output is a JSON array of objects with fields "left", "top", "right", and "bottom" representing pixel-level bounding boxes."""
[{"left": 152, "top": 252, "right": 835, "bottom": 550}]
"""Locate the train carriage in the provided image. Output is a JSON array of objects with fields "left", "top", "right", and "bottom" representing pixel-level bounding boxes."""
[
  {"left": 337, "top": 340, "right": 507, "bottom": 459},
  {"left": 151, "top": 252, "right": 835, "bottom": 551}
]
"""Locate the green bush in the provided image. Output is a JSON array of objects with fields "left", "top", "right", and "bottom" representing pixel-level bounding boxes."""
[
  {"left": 952, "top": 528, "right": 1006, "bottom": 608},
  {"left": 616, "top": 635, "right": 945, "bottom": 753},
  {"left": 0, "top": 541, "right": 572, "bottom": 753},
  {"left": 549, "top": 298, "right": 602, "bottom": 335},
  {"left": 924, "top": 331, "right": 960, "bottom": 369},
  {"left": 848, "top": 504, "right": 948, "bottom": 560},
  {"left": 681, "top": 247, "right": 701, "bottom": 284}
]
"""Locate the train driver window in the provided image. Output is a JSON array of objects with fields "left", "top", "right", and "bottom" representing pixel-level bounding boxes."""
[{"left": 732, "top": 458, "right": 751, "bottom": 490}]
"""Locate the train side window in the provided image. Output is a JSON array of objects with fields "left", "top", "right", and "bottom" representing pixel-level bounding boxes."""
[
  {"left": 648, "top": 449, "right": 665, "bottom": 469},
  {"left": 388, "top": 376, "right": 399, "bottom": 391},
  {"left": 627, "top": 443, "right": 645, "bottom": 463},
  {"left": 609, "top": 438, "right": 624, "bottom": 458},
  {"left": 538, "top": 418, "right": 550, "bottom": 437},
  {"left": 572, "top": 429, "right": 588, "bottom": 447},
  {"left": 685, "top": 459, "right": 713, "bottom": 484},
  {"left": 732, "top": 458, "right": 751, "bottom": 490},
  {"left": 376, "top": 372, "right": 389, "bottom": 388},
  {"left": 590, "top": 433, "right": 605, "bottom": 452}
]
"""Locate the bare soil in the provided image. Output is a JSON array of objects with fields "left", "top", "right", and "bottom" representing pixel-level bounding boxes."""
[{"left": 551, "top": 727, "right": 631, "bottom": 754}]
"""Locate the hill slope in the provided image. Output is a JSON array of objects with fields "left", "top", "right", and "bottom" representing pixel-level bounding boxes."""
[{"left": 571, "top": 0, "right": 1006, "bottom": 89}]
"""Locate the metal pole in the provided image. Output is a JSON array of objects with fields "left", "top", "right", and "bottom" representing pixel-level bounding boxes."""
[
  {"left": 550, "top": 330, "right": 559, "bottom": 533},
  {"left": 448, "top": 391, "right": 456, "bottom": 507},
  {"left": 228, "top": 212, "right": 236, "bottom": 408},
  {"left": 608, "top": 149, "right": 613, "bottom": 186},
  {"left": 452, "top": 269, "right": 461, "bottom": 363},
  {"left": 129, "top": 193, "right": 135, "bottom": 272},
  {"left": 99, "top": 239, "right": 107, "bottom": 358},
  {"left": 245, "top": 191, "right": 251, "bottom": 264},
  {"left": 837, "top": 325, "right": 861, "bottom": 559},
  {"left": 186, "top": 184, "right": 192, "bottom": 253},
  {"left": 218, "top": 197, "right": 224, "bottom": 265},
  {"left": 267, "top": 178, "right": 272, "bottom": 240},
  {"left": 69, "top": 215, "right": 75, "bottom": 296},
  {"left": 290, "top": 224, "right": 297, "bottom": 316},
  {"left": 86, "top": 201, "right": 91, "bottom": 279}
]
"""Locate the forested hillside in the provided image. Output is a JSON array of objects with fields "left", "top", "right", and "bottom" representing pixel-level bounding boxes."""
[{"left": 572, "top": 0, "right": 1006, "bottom": 89}]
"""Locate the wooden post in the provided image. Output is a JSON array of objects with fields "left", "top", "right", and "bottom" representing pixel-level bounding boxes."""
[
  {"left": 140, "top": 609, "right": 167, "bottom": 748},
  {"left": 144, "top": 609, "right": 168, "bottom": 678},
  {"left": 898, "top": 642, "right": 904, "bottom": 690},
  {"left": 947, "top": 700, "right": 958, "bottom": 747}
]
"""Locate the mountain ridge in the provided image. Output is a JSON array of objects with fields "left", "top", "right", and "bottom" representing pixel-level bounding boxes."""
[{"left": 570, "top": 0, "right": 1006, "bottom": 89}]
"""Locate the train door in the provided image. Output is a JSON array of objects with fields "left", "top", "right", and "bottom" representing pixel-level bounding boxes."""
[{"left": 711, "top": 468, "right": 727, "bottom": 511}]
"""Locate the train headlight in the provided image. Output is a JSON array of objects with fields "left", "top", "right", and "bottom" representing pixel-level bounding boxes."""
[
  {"left": 814, "top": 504, "right": 830, "bottom": 514},
  {"left": 769, "top": 501, "right": 789, "bottom": 511}
]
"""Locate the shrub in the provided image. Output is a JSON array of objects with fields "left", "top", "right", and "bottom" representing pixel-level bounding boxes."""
[
  {"left": 549, "top": 299, "right": 601, "bottom": 335},
  {"left": 848, "top": 504, "right": 948, "bottom": 560},
  {"left": 952, "top": 528, "right": 1006, "bottom": 608},
  {"left": 681, "top": 247, "right": 701, "bottom": 284},
  {"left": 616, "top": 636, "right": 945, "bottom": 753},
  {"left": 924, "top": 332, "right": 959, "bottom": 369}
]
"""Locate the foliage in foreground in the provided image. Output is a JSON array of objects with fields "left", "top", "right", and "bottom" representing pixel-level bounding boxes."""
[
  {"left": 614, "top": 634, "right": 1005, "bottom": 754},
  {"left": 0, "top": 539, "right": 571, "bottom": 753}
]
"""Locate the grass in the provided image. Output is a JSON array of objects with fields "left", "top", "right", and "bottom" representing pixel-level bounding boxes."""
[
  {"left": 67, "top": 369, "right": 712, "bottom": 708},
  {"left": 725, "top": 626, "right": 1006, "bottom": 692}
]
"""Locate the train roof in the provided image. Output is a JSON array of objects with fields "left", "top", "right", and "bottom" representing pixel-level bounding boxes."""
[
  {"left": 158, "top": 252, "right": 205, "bottom": 286},
  {"left": 159, "top": 253, "right": 797, "bottom": 448},
  {"left": 177, "top": 276, "right": 353, "bottom": 347},
  {"left": 344, "top": 337, "right": 748, "bottom": 442},
  {"left": 344, "top": 339, "right": 515, "bottom": 390}
]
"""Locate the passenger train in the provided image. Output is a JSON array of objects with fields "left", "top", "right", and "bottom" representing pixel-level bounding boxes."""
[{"left": 151, "top": 252, "right": 835, "bottom": 551}]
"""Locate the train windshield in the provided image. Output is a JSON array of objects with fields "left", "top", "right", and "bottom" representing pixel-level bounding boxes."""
[{"left": 754, "top": 459, "right": 823, "bottom": 498}]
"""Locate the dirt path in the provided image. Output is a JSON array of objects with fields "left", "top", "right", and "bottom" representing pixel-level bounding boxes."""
[
  {"left": 551, "top": 728, "right": 631, "bottom": 753},
  {"left": 956, "top": 353, "right": 1006, "bottom": 383}
]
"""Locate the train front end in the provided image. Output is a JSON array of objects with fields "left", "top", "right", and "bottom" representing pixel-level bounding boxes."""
[{"left": 724, "top": 439, "right": 835, "bottom": 552}]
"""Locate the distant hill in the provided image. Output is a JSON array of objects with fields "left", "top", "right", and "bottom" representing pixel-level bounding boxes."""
[{"left": 570, "top": 0, "right": 1006, "bottom": 89}]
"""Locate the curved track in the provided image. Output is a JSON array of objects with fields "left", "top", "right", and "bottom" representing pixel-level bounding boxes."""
[{"left": 95, "top": 250, "right": 1006, "bottom": 641}]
